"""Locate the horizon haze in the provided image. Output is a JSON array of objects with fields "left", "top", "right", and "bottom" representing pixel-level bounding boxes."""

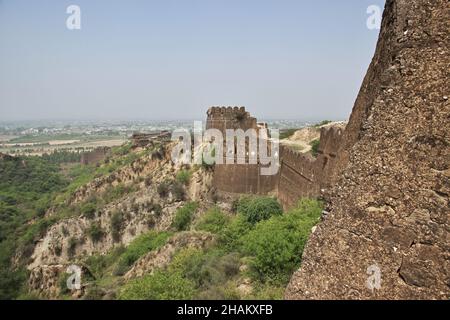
[{"left": 1, "top": 0, "right": 385, "bottom": 121}]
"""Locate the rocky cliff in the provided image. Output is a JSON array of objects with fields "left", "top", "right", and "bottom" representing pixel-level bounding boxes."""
[
  {"left": 286, "top": 0, "right": 449, "bottom": 299},
  {"left": 26, "top": 142, "right": 215, "bottom": 298}
]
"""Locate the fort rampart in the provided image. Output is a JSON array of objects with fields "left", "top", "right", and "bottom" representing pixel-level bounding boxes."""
[{"left": 206, "top": 106, "right": 345, "bottom": 209}]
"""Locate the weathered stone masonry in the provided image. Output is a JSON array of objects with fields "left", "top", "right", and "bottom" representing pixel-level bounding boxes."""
[
  {"left": 206, "top": 106, "right": 346, "bottom": 209},
  {"left": 285, "top": 0, "right": 449, "bottom": 299},
  {"left": 207, "top": 106, "right": 279, "bottom": 196},
  {"left": 278, "top": 126, "right": 344, "bottom": 209}
]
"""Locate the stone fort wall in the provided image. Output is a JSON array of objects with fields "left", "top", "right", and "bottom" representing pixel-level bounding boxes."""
[
  {"left": 214, "top": 163, "right": 278, "bottom": 195},
  {"left": 207, "top": 106, "right": 345, "bottom": 209},
  {"left": 277, "top": 126, "right": 344, "bottom": 209}
]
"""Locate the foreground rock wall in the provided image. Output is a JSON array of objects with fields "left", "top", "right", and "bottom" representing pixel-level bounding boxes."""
[{"left": 286, "top": 0, "right": 449, "bottom": 299}]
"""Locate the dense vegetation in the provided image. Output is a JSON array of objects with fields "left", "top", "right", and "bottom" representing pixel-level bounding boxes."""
[
  {"left": 0, "top": 143, "right": 142, "bottom": 299},
  {"left": 84, "top": 230, "right": 172, "bottom": 281},
  {"left": 237, "top": 196, "right": 283, "bottom": 224},
  {"left": 41, "top": 150, "right": 82, "bottom": 164},
  {"left": 118, "top": 197, "right": 323, "bottom": 300},
  {"left": 51, "top": 196, "right": 321, "bottom": 300},
  {"left": 310, "top": 139, "right": 320, "bottom": 157},
  {"left": 0, "top": 156, "right": 69, "bottom": 299},
  {"left": 172, "top": 202, "right": 198, "bottom": 231}
]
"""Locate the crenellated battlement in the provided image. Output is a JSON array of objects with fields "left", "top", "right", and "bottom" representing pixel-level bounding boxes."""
[
  {"left": 207, "top": 106, "right": 247, "bottom": 118},
  {"left": 206, "top": 106, "right": 258, "bottom": 133}
]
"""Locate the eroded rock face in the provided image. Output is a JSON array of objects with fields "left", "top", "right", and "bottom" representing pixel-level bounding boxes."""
[
  {"left": 28, "top": 264, "right": 65, "bottom": 299},
  {"left": 26, "top": 143, "right": 215, "bottom": 297},
  {"left": 285, "top": 0, "right": 449, "bottom": 300},
  {"left": 188, "top": 169, "right": 214, "bottom": 202}
]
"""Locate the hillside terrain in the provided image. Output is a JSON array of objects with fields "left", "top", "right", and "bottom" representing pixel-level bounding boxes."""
[{"left": 0, "top": 138, "right": 322, "bottom": 300}]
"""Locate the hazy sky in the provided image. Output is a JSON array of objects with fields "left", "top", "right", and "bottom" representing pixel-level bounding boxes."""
[{"left": 0, "top": 0, "right": 385, "bottom": 121}]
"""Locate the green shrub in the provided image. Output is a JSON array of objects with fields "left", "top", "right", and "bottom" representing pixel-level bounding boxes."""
[
  {"left": 0, "top": 267, "right": 27, "bottom": 300},
  {"left": 112, "top": 262, "right": 130, "bottom": 277},
  {"left": 220, "top": 215, "right": 253, "bottom": 251},
  {"left": 310, "top": 139, "right": 320, "bottom": 157},
  {"left": 237, "top": 196, "right": 283, "bottom": 224},
  {"left": 113, "top": 231, "right": 172, "bottom": 275},
  {"left": 143, "top": 200, "right": 163, "bottom": 216},
  {"left": 80, "top": 202, "right": 97, "bottom": 219},
  {"left": 171, "top": 182, "right": 186, "bottom": 201},
  {"left": 152, "top": 203, "right": 162, "bottom": 216},
  {"left": 169, "top": 248, "right": 241, "bottom": 299},
  {"left": 172, "top": 202, "right": 198, "bottom": 231},
  {"left": 110, "top": 211, "right": 124, "bottom": 242},
  {"left": 176, "top": 170, "right": 191, "bottom": 185},
  {"left": 157, "top": 181, "right": 170, "bottom": 198},
  {"left": 58, "top": 271, "right": 71, "bottom": 295},
  {"left": 87, "top": 223, "right": 104, "bottom": 243},
  {"left": 118, "top": 270, "right": 195, "bottom": 300},
  {"left": 196, "top": 207, "right": 229, "bottom": 234},
  {"left": 85, "top": 246, "right": 125, "bottom": 278},
  {"left": 103, "top": 183, "right": 134, "bottom": 203},
  {"left": 35, "top": 196, "right": 51, "bottom": 217},
  {"left": 241, "top": 198, "right": 322, "bottom": 283},
  {"left": 112, "top": 143, "right": 132, "bottom": 156},
  {"left": 18, "top": 215, "right": 59, "bottom": 250},
  {"left": 231, "top": 198, "right": 240, "bottom": 213},
  {"left": 169, "top": 249, "right": 206, "bottom": 285},
  {"left": 171, "top": 249, "right": 240, "bottom": 287}
]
